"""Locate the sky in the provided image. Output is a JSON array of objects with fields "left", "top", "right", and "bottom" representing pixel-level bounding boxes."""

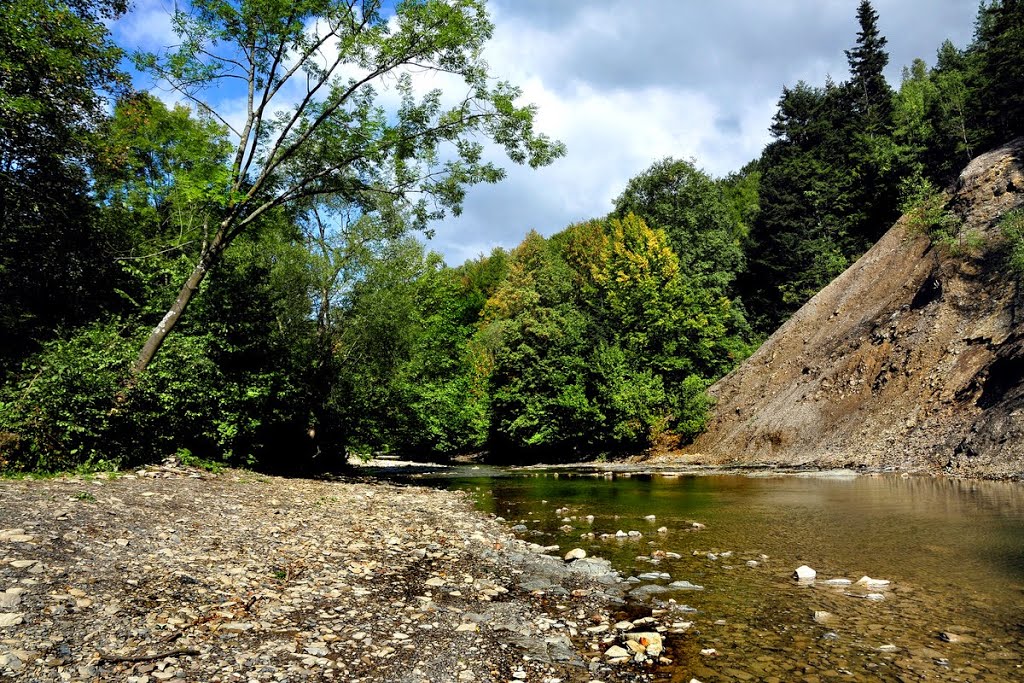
[{"left": 112, "top": 0, "right": 979, "bottom": 266}]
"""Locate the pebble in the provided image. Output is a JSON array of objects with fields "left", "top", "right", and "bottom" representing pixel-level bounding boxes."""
[{"left": 564, "top": 548, "right": 587, "bottom": 561}]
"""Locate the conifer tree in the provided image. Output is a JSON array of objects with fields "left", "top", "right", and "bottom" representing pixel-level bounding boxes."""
[{"left": 845, "top": 0, "right": 894, "bottom": 135}]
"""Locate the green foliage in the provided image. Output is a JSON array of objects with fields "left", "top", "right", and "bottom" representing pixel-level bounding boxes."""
[{"left": 1000, "top": 209, "right": 1024, "bottom": 276}]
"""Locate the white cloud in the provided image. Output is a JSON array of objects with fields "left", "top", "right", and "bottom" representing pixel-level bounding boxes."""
[{"left": 111, "top": 0, "right": 980, "bottom": 266}]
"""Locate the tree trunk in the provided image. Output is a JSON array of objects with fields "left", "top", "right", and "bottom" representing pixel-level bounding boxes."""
[{"left": 130, "top": 231, "right": 226, "bottom": 376}]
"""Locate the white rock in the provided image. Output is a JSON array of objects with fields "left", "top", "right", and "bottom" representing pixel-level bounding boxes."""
[
  {"left": 564, "top": 548, "right": 587, "bottom": 561},
  {"left": 824, "top": 578, "right": 852, "bottom": 586},
  {"left": 813, "top": 611, "right": 835, "bottom": 624},
  {"left": 855, "top": 576, "right": 890, "bottom": 588},
  {"left": 615, "top": 530, "right": 627, "bottom": 537},
  {"left": 627, "top": 530, "right": 642, "bottom": 538},
  {"left": 793, "top": 565, "right": 816, "bottom": 581},
  {"left": 644, "top": 515, "right": 656, "bottom": 521},
  {"left": 699, "top": 648, "right": 717, "bottom": 656},
  {"left": 604, "top": 645, "right": 629, "bottom": 660},
  {"left": 0, "top": 613, "right": 24, "bottom": 627},
  {"left": 668, "top": 580, "right": 703, "bottom": 590},
  {"left": 657, "top": 526, "right": 668, "bottom": 533}
]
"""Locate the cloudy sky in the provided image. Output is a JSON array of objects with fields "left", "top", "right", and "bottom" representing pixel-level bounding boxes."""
[{"left": 113, "top": 0, "right": 978, "bottom": 265}]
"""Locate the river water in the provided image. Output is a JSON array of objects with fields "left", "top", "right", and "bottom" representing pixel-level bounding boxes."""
[{"left": 399, "top": 466, "right": 1024, "bottom": 682}]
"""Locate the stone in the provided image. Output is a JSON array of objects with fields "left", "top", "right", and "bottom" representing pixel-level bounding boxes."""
[
  {"left": 813, "top": 611, "right": 835, "bottom": 624},
  {"left": 643, "top": 515, "right": 656, "bottom": 521},
  {"left": 564, "top": 548, "right": 587, "bottom": 561},
  {"left": 0, "top": 613, "right": 24, "bottom": 627},
  {"left": 604, "top": 645, "right": 629, "bottom": 660},
  {"left": 425, "top": 577, "right": 446, "bottom": 587},
  {"left": 823, "top": 578, "right": 851, "bottom": 586},
  {"left": 746, "top": 560, "right": 759, "bottom": 567},
  {"left": 0, "top": 591, "right": 22, "bottom": 609},
  {"left": 615, "top": 530, "right": 627, "bottom": 538},
  {"left": 793, "top": 565, "right": 816, "bottom": 581},
  {"left": 8, "top": 560, "right": 36, "bottom": 569},
  {"left": 700, "top": 648, "right": 718, "bottom": 656},
  {"left": 626, "top": 632, "right": 663, "bottom": 657},
  {"left": 668, "top": 580, "right": 703, "bottom": 590},
  {"left": 854, "top": 576, "right": 890, "bottom": 588}
]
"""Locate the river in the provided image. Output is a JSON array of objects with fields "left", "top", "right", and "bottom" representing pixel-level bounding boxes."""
[{"left": 392, "top": 465, "right": 1024, "bottom": 682}]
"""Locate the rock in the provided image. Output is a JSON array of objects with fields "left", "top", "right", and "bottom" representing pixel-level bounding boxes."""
[
  {"left": 8, "top": 560, "right": 36, "bottom": 569},
  {"left": 637, "top": 572, "right": 669, "bottom": 580},
  {"left": 564, "top": 548, "right": 587, "bottom": 561},
  {"left": 425, "top": 577, "right": 446, "bottom": 587},
  {"left": 455, "top": 622, "right": 478, "bottom": 632},
  {"left": 0, "top": 591, "right": 22, "bottom": 609},
  {"left": 643, "top": 515, "right": 656, "bottom": 521},
  {"left": 657, "top": 526, "right": 668, "bottom": 533},
  {"left": 878, "top": 644, "right": 899, "bottom": 652},
  {"left": 629, "top": 584, "right": 670, "bottom": 600},
  {"left": 615, "top": 530, "right": 627, "bottom": 538},
  {"left": 0, "top": 613, "right": 25, "bottom": 627},
  {"left": 627, "top": 530, "right": 642, "bottom": 537},
  {"left": 823, "top": 578, "right": 852, "bottom": 586},
  {"left": 864, "top": 593, "right": 886, "bottom": 601},
  {"left": 668, "top": 580, "right": 703, "bottom": 590},
  {"left": 793, "top": 565, "right": 816, "bottom": 581},
  {"left": 813, "top": 610, "right": 835, "bottom": 624},
  {"left": 854, "top": 576, "right": 890, "bottom": 588},
  {"left": 625, "top": 632, "right": 663, "bottom": 657},
  {"left": 604, "top": 645, "right": 629, "bottom": 660},
  {"left": 690, "top": 522, "right": 706, "bottom": 530},
  {"left": 700, "top": 648, "right": 718, "bottom": 656}
]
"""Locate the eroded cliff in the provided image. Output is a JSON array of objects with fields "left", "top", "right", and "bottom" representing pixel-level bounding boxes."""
[{"left": 684, "top": 138, "right": 1024, "bottom": 478}]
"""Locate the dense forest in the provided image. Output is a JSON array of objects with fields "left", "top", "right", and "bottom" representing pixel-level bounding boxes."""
[{"left": 1, "top": 0, "right": 1022, "bottom": 473}]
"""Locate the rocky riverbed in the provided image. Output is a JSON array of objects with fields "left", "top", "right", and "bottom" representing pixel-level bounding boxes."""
[{"left": 0, "top": 462, "right": 694, "bottom": 682}]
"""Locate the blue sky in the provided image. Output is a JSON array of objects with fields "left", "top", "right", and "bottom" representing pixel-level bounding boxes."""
[{"left": 111, "top": 0, "right": 979, "bottom": 266}]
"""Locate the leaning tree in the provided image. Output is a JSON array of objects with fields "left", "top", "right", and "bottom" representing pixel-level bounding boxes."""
[{"left": 130, "top": 0, "right": 564, "bottom": 376}]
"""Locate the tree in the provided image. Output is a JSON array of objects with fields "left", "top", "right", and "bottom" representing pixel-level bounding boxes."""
[
  {"left": 612, "top": 158, "right": 743, "bottom": 291},
  {"left": 130, "top": 0, "right": 564, "bottom": 377},
  {"left": 0, "top": 0, "right": 127, "bottom": 372},
  {"left": 845, "top": 0, "right": 894, "bottom": 136},
  {"left": 970, "top": 0, "right": 1024, "bottom": 147}
]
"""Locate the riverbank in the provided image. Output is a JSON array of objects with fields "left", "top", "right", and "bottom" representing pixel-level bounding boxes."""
[{"left": 0, "top": 461, "right": 686, "bottom": 682}]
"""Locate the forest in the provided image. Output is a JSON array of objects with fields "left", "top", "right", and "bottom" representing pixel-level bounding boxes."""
[{"left": 1, "top": 0, "right": 1022, "bottom": 473}]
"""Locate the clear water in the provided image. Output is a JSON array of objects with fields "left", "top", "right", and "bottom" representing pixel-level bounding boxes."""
[{"left": 402, "top": 467, "right": 1024, "bottom": 682}]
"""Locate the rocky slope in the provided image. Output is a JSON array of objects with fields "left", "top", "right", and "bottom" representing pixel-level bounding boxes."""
[{"left": 682, "top": 138, "right": 1024, "bottom": 478}]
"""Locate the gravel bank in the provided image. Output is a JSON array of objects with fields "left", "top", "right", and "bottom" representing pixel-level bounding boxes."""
[{"left": 0, "top": 462, "right": 671, "bottom": 682}]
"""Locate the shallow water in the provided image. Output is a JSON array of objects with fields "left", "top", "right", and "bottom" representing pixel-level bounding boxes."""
[{"left": 406, "top": 468, "right": 1024, "bottom": 682}]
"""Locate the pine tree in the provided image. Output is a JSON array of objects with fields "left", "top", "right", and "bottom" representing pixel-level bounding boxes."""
[{"left": 845, "top": 0, "right": 894, "bottom": 135}]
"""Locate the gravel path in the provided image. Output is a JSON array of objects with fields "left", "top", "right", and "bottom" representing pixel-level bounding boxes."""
[{"left": 0, "top": 463, "right": 668, "bottom": 682}]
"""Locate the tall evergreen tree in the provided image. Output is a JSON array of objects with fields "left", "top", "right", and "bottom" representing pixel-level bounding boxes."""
[
  {"left": 845, "top": 0, "right": 894, "bottom": 135},
  {"left": 971, "top": 0, "right": 1024, "bottom": 148}
]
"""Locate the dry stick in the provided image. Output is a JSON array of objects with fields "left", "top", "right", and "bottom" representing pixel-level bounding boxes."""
[{"left": 98, "top": 648, "right": 199, "bottom": 664}]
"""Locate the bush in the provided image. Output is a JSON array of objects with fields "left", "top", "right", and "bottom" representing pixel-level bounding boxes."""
[{"left": 1001, "top": 208, "right": 1024, "bottom": 277}]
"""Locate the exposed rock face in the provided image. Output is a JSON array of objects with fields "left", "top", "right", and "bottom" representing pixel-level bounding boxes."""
[{"left": 687, "top": 138, "right": 1024, "bottom": 478}]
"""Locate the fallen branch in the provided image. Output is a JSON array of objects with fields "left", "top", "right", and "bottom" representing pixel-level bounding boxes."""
[{"left": 98, "top": 648, "right": 200, "bottom": 664}]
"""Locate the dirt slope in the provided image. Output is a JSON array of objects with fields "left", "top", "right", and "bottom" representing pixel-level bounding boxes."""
[{"left": 683, "top": 138, "right": 1024, "bottom": 478}]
